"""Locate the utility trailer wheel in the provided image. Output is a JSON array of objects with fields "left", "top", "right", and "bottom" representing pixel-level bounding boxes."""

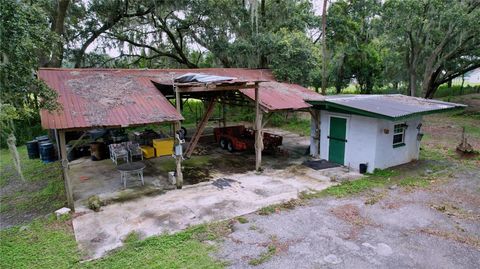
[
  {"left": 219, "top": 138, "right": 228, "bottom": 149},
  {"left": 177, "top": 127, "right": 187, "bottom": 139},
  {"left": 227, "top": 140, "right": 235, "bottom": 152}
]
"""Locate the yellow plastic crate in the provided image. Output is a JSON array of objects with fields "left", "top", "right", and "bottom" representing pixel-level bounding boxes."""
[
  {"left": 140, "top": 145, "right": 155, "bottom": 159},
  {"left": 153, "top": 138, "right": 174, "bottom": 157}
]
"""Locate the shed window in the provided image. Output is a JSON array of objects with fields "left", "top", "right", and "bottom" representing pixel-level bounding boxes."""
[{"left": 393, "top": 123, "right": 406, "bottom": 147}]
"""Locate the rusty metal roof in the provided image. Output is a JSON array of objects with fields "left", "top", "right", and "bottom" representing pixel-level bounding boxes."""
[
  {"left": 308, "top": 94, "right": 466, "bottom": 120},
  {"left": 38, "top": 69, "right": 183, "bottom": 130},
  {"left": 240, "top": 81, "right": 324, "bottom": 111},
  {"left": 147, "top": 68, "right": 323, "bottom": 111},
  {"left": 39, "top": 68, "right": 324, "bottom": 129}
]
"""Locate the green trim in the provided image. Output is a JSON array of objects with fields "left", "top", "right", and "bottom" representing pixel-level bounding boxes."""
[
  {"left": 392, "top": 143, "right": 406, "bottom": 148},
  {"left": 307, "top": 100, "right": 464, "bottom": 121}
]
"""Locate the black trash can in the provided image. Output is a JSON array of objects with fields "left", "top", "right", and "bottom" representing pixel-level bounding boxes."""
[
  {"left": 39, "top": 142, "right": 55, "bottom": 163},
  {"left": 359, "top": 163, "right": 368, "bottom": 174},
  {"left": 26, "top": 140, "right": 39, "bottom": 159}
]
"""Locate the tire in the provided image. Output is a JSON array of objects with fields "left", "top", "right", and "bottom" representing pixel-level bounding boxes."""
[
  {"left": 219, "top": 138, "right": 227, "bottom": 149},
  {"left": 177, "top": 127, "right": 187, "bottom": 139},
  {"left": 181, "top": 127, "right": 187, "bottom": 137},
  {"left": 227, "top": 140, "right": 235, "bottom": 152}
]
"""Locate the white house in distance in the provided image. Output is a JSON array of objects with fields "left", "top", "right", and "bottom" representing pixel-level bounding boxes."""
[{"left": 307, "top": 94, "right": 465, "bottom": 173}]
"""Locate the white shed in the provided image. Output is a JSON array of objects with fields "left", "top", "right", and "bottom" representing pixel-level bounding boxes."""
[{"left": 307, "top": 95, "right": 465, "bottom": 173}]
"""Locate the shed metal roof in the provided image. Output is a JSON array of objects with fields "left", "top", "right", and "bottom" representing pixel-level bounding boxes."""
[
  {"left": 149, "top": 68, "right": 323, "bottom": 112},
  {"left": 38, "top": 69, "right": 183, "bottom": 130},
  {"left": 239, "top": 81, "right": 323, "bottom": 111},
  {"left": 39, "top": 68, "right": 324, "bottom": 130},
  {"left": 307, "top": 94, "right": 466, "bottom": 120}
]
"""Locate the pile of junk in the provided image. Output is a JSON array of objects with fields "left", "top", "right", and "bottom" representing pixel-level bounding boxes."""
[{"left": 26, "top": 128, "right": 173, "bottom": 163}]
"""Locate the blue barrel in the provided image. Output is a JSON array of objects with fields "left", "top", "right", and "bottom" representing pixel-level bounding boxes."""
[
  {"left": 26, "top": 140, "right": 40, "bottom": 159},
  {"left": 39, "top": 142, "right": 55, "bottom": 163}
]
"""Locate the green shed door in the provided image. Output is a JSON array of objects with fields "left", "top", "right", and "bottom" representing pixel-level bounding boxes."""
[{"left": 328, "top": 117, "right": 347, "bottom": 165}]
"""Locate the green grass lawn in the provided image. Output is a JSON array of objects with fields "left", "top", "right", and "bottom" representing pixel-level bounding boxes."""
[
  {"left": 0, "top": 218, "right": 228, "bottom": 269},
  {"left": 0, "top": 218, "right": 79, "bottom": 269}
]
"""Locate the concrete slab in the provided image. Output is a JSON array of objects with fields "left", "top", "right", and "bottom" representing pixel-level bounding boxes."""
[
  {"left": 69, "top": 127, "right": 362, "bottom": 259},
  {"left": 69, "top": 156, "right": 174, "bottom": 209},
  {"left": 72, "top": 165, "right": 356, "bottom": 259}
]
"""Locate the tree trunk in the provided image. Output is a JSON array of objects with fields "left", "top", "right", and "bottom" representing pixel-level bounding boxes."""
[
  {"left": 408, "top": 67, "right": 417, "bottom": 96},
  {"left": 421, "top": 65, "right": 438, "bottom": 97},
  {"left": 423, "top": 69, "right": 441, "bottom": 98},
  {"left": 321, "top": 0, "right": 328, "bottom": 95},
  {"left": 335, "top": 53, "right": 345, "bottom": 94},
  {"left": 49, "top": 0, "right": 70, "bottom": 67},
  {"left": 460, "top": 74, "right": 465, "bottom": 94},
  {"left": 258, "top": 0, "right": 267, "bottom": 68}
]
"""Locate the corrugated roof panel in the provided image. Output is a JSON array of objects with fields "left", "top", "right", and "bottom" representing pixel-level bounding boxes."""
[
  {"left": 38, "top": 69, "right": 183, "bottom": 130},
  {"left": 240, "top": 82, "right": 324, "bottom": 111},
  {"left": 38, "top": 68, "right": 324, "bottom": 130},
  {"left": 323, "top": 94, "right": 465, "bottom": 119}
]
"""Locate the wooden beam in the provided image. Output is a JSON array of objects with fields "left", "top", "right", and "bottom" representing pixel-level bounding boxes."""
[
  {"left": 222, "top": 102, "right": 227, "bottom": 127},
  {"left": 184, "top": 98, "right": 217, "bottom": 158},
  {"left": 58, "top": 130, "right": 74, "bottom": 209},
  {"left": 176, "top": 83, "right": 258, "bottom": 93},
  {"left": 309, "top": 108, "right": 321, "bottom": 158},
  {"left": 254, "top": 82, "right": 263, "bottom": 171},
  {"left": 262, "top": 112, "right": 273, "bottom": 129},
  {"left": 174, "top": 87, "right": 183, "bottom": 189}
]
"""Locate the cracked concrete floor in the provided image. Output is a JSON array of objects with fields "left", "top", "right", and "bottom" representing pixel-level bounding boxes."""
[{"left": 72, "top": 165, "right": 358, "bottom": 259}]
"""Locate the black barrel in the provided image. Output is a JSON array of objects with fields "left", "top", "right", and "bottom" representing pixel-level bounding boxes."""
[
  {"left": 39, "top": 142, "right": 55, "bottom": 163},
  {"left": 359, "top": 163, "right": 368, "bottom": 174},
  {"left": 26, "top": 140, "right": 40, "bottom": 159},
  {"left": 36, "top": 135, "right": 50, "bottom": 152}
]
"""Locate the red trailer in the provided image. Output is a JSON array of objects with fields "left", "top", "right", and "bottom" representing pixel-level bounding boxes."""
[{"left": 213, "top": 125, "right": 282, "bottom": 152}]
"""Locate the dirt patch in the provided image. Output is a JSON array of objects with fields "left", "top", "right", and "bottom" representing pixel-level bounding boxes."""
[
  {"left": 431, "top": 203, "right": 480, "bottom": 221},
  {"left": 330, "top": 203, "right": 376, "bottom": 239},
  {"left": 419, "top": 228, "right": 480, "bottom": 250},
  {"left": 331, "top": 204, "right": 371, "bottom": 227},
  {"left": 211, "top": 154, "right": 255, "bottom": 174},
  {"left": 0, "top": 170, "right": 65, "bottom": 229},
  {"left": 183, "top": 167, "right": 211, "bottom": 184}
]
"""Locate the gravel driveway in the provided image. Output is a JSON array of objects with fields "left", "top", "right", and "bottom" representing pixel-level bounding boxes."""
[{"left": 215, "top": 166, "right": 480, "bottom": 269}]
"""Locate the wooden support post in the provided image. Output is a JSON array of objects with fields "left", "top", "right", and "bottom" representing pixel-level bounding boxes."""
[
  {"left": 222, "top": 101, "right": 227, "bottom": 127},
  {"left": 58, "top": 130, "right": 74, "bottom": 209},
  {"left": 309, "top": 109, "right": 321, "bottom": 158},
  {"left": 174, "top": 87, "right": 183, "bottom": 189},
  {"left": 254, "top": 82, "right": 263, "bottom": 171},
  {"left": 184, "top": 98, "right": 217, "bottom": 158}
]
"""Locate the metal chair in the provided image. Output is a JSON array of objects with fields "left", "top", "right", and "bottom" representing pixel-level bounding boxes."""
[
  {"left": 109, "top": 143, "right": 128, "bottom": 165},
  {"left": 127, "top": 143, "right": 143, "bottom": 162}
]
